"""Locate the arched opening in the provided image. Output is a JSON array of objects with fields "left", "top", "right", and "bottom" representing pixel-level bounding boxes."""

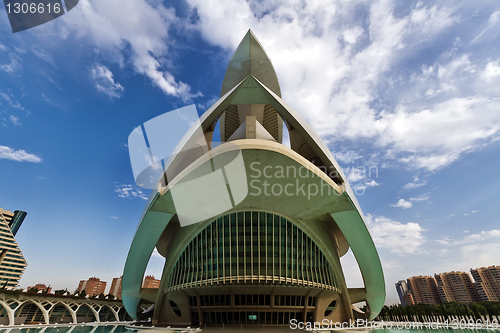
[
  {"left": 49, "top": 302, "right": 73, "bottom": 323},
  {"left": 76, "top": 304, "right": 96, "bottom": 323},
  {"left": 340, "top": 249, "right": 364, "bottom": 288},
  {"left": 0, "top": 302, "right": 10, "bottom": 325},
  {"left": 118, "top": 307, "right": 132, "bottom": 321},
  {"left": 15, "top": 301, "right": 45, "bottom": 324},
  {"left": 99, "top": 305, "right": 115, "bottom": 322}
]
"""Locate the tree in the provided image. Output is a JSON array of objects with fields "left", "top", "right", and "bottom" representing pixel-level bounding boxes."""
[
  {"left": 27, "top": 287, "right": 39, "bottom": 293},
  {"left": 54, "top": 288, "right": 69, "bottom": 296}
]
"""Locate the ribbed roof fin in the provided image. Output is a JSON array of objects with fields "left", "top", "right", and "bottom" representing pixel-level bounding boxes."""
[{"left": 221, "top": 29, "right": 281, "bottom": 97}]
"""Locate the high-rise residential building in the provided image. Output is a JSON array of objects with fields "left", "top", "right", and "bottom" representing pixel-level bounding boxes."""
[
  {"left": 27, "top": 283, "right": 52, "bottom": 294},
  {"left": 435, "top": 271, "right": 480, "bottom": 303},
  {"left": 396, "top": 280, "right": 414, "bottom": 307},
  {"left": 471, "top": 266, "right": 500, "bottom": 301},
  {"left": 0, "top": 208, "right": 27, "bottom": 236},
  {"left": 406, "top": 276, "right": 441, "bottom": 305},
  {"left": 76, "top": 277, "right": 106, "bottom": 297},
  {"left": 143, "top": 275, "right": 160, "bottom": 289},
  {"left": 109, "top": 276, "right": 122, "bottom": 300},
  {"left": 0, "top": 208, "right": 27, "bottom": 289},
  {"left": 402, "top": 294, "right": 415, "bottom": 306},
  {"left": 121, "top": 30, "right": 385, "bottom": 327}
]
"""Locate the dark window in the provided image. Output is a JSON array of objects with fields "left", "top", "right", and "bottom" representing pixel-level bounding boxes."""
[
  {"left": 169, "top": 300, "right": 181, "bottom": 317},
  {"left": 324, "top": 299, "right": 337, "bottom": 316}
]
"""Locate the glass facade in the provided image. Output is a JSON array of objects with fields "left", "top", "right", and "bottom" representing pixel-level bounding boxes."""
[{"left": 167, "top": 211, "right": 339, "bottom": 292}]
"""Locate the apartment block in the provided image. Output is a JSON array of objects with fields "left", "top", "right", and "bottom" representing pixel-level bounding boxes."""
[
  {"left": 435, "top": 271, "right": 480, "bottom": 303},
  {"left": 76, "top": 277, "right": 106, "bottom": 297},
  {"left": 471, "top": 266, "right": 500, "bottom": 301},
  {"left": 27, "top": 283, "right": 52, "bottom": 294},
  {"left": 109, "top": 276, "right": 122, "bottom": 300},
  {"left": 143, "top": 275, "right": 160, "bottom": 289},
  {"left": 406, "top": 276, "right": 441, "bottom": 305},
  {"left": 0, "top": 208, "right": 27, "bottom": 289}
]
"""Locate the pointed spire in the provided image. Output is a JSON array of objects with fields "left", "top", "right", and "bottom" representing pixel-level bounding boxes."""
[{"left": 221, "top": 30, "right": 281, "bottom": 97}]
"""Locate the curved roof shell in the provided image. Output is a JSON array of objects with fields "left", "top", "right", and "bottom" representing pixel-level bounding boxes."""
[{"left": 122, "top": 29, "right": 385, "bottom": 323}]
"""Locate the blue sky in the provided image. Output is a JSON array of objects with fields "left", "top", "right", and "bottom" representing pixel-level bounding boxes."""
[{"left": 0, "top": 0, "right": 499, "bottom": 305}]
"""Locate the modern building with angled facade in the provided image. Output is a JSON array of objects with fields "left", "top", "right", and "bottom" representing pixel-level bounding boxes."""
[
  {"left": 397, "top": 268, "right": 497, "bottom": 305},
  {"left": 0, "top": 208, "right": 27, "bottom": 289},
  {"left": 122, "top": 30, "right": 385, "bottom": 327},
  {"left": 435, "top": 271, "right": 480, "bottom": 303},
  {"left": 395, "top": 280, "right": 414, "bottom": 307},
  {"left": 471, "top": 266, "right": 500, "bottom": 301},
  {"left": 405, "top": 276, "right": 441, "bottom": 305}
]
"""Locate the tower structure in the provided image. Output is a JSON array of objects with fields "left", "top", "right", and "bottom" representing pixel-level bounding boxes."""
[
  {"left": 0, "top": 208, "right": 27, "bottom": 289},
  {"left": 122, "top": 30, "right": 385, "bottom": 327},
  {"left": 395, "top": 280, "right": 415, "bottom": 307},
  {"left": 471, "top": 266, "right": 500, "bottom": 301},
  {"left": 406, "top": 276, "right": 440, "bottom": 305},
  {"left": 435, "top": 271, "right": 480, "bottom": 303},
  {"left": 109, "top": 276, "right": 123, "bottom": 300}
]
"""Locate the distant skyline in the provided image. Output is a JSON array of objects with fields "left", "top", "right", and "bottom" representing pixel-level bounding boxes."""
[{"left": 1, "top": 0, "right": 500, "bottom": 305}]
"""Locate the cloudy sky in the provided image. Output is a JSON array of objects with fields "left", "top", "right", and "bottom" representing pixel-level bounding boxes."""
[{"left": 1, "top": 0, "right": 499, "bottom": 305}]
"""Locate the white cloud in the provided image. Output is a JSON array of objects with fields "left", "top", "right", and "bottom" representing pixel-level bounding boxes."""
[
  {"left": 111, "top": 216, "right": 119, "bottom": 219},
  {"left": 9, "top": 115, "right": 20, "bottom": 126},
  {"left": 346, "top": 166, "right": 366, "bottom": 183},
  {"left": 482, "top": 60, "right": 500, "bottom": 81},
  {"left": 463, "top": 209, "right": 479, "bottom": 217},
  {"left": 378, "top": 96, "right": 500, "bottom": 171},
  {"left": 90, "top": 64, "right": 124, "bottom": 99},
  {"left": 55, "top": 0, "right": 200, "bottom": 102},
  {"left": 186, "top": 1, "right": 500, "bottom": 172},
  {"left": 366, "top": 214, "right": 425, "bottom": 254},
  {"left": 0, "top": 53, "right": 22, "bottom": 73},
  {"left": 352, "top": 179, "right": 379, "bottom": 196},
  {"left": 115, "top": 184, "right": 148, "bottom": 200},
  {"left": 436, "top": 230, "right": 500, "bottom": 270},
  {"left": 471, "top": 10, "right": 500, "bottom": 43},
  {"left": 454, "top": 229, "right": 500, "bottom": 245},
  {"left": 0, "top": 92, "right": 24, "bottom": 110},
  {"left": 403, "top": 176, "right": 427, "bottom": 190},
  {"left": 335, "top": 150, "right": 362, "bottom": 164},
  {"left": 390, "top": 198, "right": 412, "bottom": 209},
  {"left": 365, "top": 179, "right": 379, "bottom": 187},
  {"left": 32, "top": 49, "right": 54, "bottom": 65},
  {"left": 0, "top": 145, "right": 42, "bottom": 162},
  {"left": 409, "top": 193, "right": 430, "bottom": 202}
]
